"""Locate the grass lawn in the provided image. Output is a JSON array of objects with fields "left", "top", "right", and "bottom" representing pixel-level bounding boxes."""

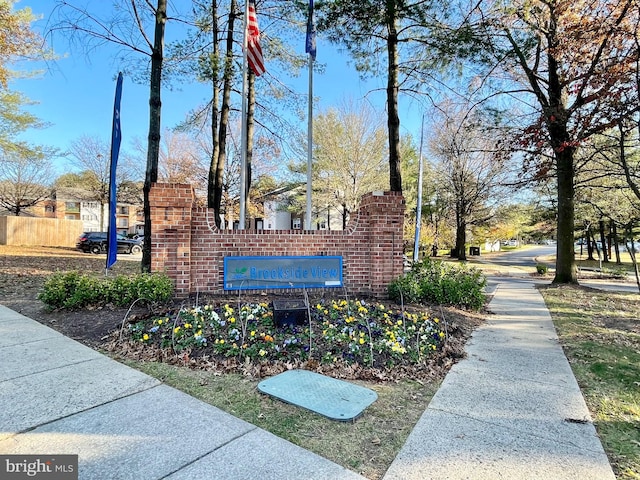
[{"left": 540, "top": 285, "right": 640, "bottom": 479}]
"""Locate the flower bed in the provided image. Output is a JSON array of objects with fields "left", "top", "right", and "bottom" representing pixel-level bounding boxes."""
[{"left": 126, "top": 299, "right": 446, "bottom": 369}]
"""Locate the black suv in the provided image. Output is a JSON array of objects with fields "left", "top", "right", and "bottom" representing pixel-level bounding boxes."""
[{"left": 76, "top": 232, "right": 143, "bottom": 255}]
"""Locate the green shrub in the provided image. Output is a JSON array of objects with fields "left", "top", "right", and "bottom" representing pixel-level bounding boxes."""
[
  {"left": 39, "top": 271, "right": 174, "bottom": 310},
  {"left": 536, "top": 263, "right": 549, "bottom": 275},
  {"left": 388, "top": 258, "right": 486, "bottom": 311},
  {"left": 37, "top": 271, "right": 81, "bottom": 309},
  {"left": 63, "top": 274, "right": 106, "bottom": 309},
  {"left": 106, "top": 275, "right": 134, "bottom": 305},
  {"left": 131, "top": 273, "right": 174, "bottom": 303}
]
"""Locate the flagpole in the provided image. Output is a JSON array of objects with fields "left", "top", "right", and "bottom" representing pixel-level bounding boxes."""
[
  {"left": 239, "top": 1, "right": 249, "bottom": 230},
  {"left": 305, "top": 55, "right": 313, "bottom": 230},
  {"left": 305, "top": 0, "right": 316, "bottom": 231},
  {"left": 413, "top": 114, "right": 425, "bottom": 262}
]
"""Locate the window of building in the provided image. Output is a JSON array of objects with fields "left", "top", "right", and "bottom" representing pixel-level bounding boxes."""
[
  {"left": 292, "top": 218, "right": 302, "bottom": 229},
  {"left": 118, "top": 218, "right": 129, "bottom": 228},
  {"left": 118, "top": 206, "right": 129, "bottom": 215},
  {"left": 65, "top": 202, "right": 80, "bottom": 213}
]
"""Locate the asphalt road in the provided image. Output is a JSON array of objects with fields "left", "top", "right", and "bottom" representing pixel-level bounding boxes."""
[
  {"left": 480, "top": 245, "right": 556, "bottom": 268},
  {"left": 480, "top": 245, "right": 639, "bottom": 294}
]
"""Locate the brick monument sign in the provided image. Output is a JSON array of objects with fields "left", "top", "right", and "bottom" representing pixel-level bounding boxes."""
[{"left": 149, "top": 183, "right": 405, "bottom": 298}]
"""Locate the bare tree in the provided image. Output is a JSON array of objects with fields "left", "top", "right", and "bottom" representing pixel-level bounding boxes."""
[
  {"left": 158, "top": 130, "right": 208, "bottom": 196},
  {"left": 0, "top": 150, "right": 53, "bottom": 216},
  {"left": 312, "top": 100, "right": 388, "bottom": 228},
  {"left": 429, "top": 104, "right": 508, "bottom": 260},
  {"left": 64, "top": 134, "right": 139, "bottom": 228}
]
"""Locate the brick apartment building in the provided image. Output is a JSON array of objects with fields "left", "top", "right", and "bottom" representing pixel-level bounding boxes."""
[{"left": 29, "top": 188, "right": 141, "bottom": 236}]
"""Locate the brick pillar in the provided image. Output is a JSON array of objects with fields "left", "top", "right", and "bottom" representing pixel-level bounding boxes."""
[
  {"left": 359, "top": 191, "right": 405, "bottom": 297},
  {"left": 149, "top": 183, "right": 195, "bottom": 297}
]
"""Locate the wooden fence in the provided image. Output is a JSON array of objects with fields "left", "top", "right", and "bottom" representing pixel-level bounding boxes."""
[{"left": 0, "top": 216, "right": 84, "bottom": 247}]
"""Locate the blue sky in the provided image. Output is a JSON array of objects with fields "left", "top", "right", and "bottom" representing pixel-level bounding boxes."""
[{"left": 12, "top": 0, "right": 424, "bottom": 174}]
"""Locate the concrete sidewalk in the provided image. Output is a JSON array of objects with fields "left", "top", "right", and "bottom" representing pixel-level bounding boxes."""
[
  {"left": 1, "top": 277, "right": 616, "bottom": 479},
  {"left": 0, "top": 305, "right": 364, "bottom": 480},
  {"left": 383, "top": 277, "right": 615, "bottom": 480}
]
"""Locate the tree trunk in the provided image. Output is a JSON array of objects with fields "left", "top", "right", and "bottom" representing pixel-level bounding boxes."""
[
  {"left": 589, "top": 228, "right": 601, "bottom": 261},
  {"left": 599, "top": 219, "right": 608, "bottom": 262},
  {"left": 626, "top": 237, "right": 640, "bottom": 293},
  {"left": 544, "top": 9, "right": 576, "bottom": 284},
  {"left": 207, "top": 0, "right": 220, "bottom": 211},
  {"left": 552, "top": 145, "right": 577, "bottom": 283},
  {"left": 385, "top": 2, "right": 402, "bottom": 192},
  {"left": 342, "top": 203, "right": 347, "bottom": 230},
  {"left": 586, "top": 224, "right": 595, "bottom": 260},
  {"left": 613, "top": 221, "right": 621, "bottom": 264},
  {"left": 246, "top": 69, "right": 255, "bottom": 207},
  {"left": 607, "top": 221, "right": 613, "bottom": 260},
  {"left": 142, "top": 0, "right": 167, "bottom": 273},
  {"left": 213, "top": 0, "right": 236, "bottom": 228},
  {"left": 455, "top": 207, "right": 467, "bottom": 261}
]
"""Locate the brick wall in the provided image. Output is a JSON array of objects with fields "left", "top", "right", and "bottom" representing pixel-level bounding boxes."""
[{"left": 150, "top": 183, "right": 405, "bottom": 298}]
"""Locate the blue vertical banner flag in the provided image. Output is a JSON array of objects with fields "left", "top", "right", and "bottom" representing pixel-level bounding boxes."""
[
  {"left": 106, "top": 72, "right": 123, "bottom": 271},
  {"left": 306, "top": 0, "right": 316, "bottom": 60}
]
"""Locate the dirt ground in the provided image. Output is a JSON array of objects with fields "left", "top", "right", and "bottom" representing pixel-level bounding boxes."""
[
  {"left": 0, "top": 246, "right": 145, "bottom": 347},
  {"left": 0, "top": 245, "right": 485, "bottom": 379}
]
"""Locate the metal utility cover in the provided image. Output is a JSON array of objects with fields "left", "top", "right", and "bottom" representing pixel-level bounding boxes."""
[{"left": 257, "top": 369, "right": 378, "bottom": 421}]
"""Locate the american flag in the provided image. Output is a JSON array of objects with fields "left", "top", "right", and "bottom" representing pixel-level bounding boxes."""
[{"left": 246, "top": 0, "right": 265, "bottom": 76}]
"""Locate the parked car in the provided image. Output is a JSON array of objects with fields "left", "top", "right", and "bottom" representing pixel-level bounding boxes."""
[
  {"left": 76, "top": 232, "right": 143, "bottom": 255},
  {"left": 575, "top": 239, "right": 602, "bottom": 250},
  {"left": 619, "top": 241, "right": 640, "bottom": 252}
]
